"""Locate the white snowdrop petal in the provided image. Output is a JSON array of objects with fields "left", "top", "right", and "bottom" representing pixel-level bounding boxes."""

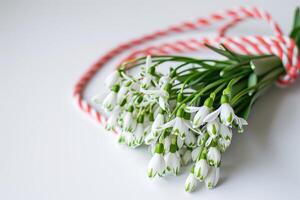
[
  {"left": 185, "top": 173, "right": 198, "bottom": 192},
  {"left": 218, "top": 137, "right": 231, "bottom": 152},
  {"left": 147, "top": 153, "right": 166, "bottom": 178},
  {"left": 182, "top": 150, "right": 192, "bottom": 165},
  {"left": 145, "top": 132, "right": 155, "bottom": 145},
  {"left": 203, "top": 108, "right": 220, "bottom": 123},
  {"left": 220, "top": 123, "right": 232, "bottom": 140},
  {"left": 151, "top": 113, "right": 164, "bottom": 136},
  {"left": 160, "top": 119, "right": 175, "bottom": 129},
  {"left": 194, "top": 159, "right": 210, "bottom": 181},
  {"left": 103, "top": 92, "right": 117, "bottom": 110},
  {"left": 105, "top": 71, "right": 120, "bottom": 87},
  {"left": 177, "top": 137, "right": 184, "bottom": 149},
  {"left": 205, "top": 167, "right": 220, "bottom": 189},
  {"left": 207, "top": 147, "right": 221, "bottom": 166},
  {"left": 117, "top": 86, "right": 128, "bottom": 103},
  {"left": 220, "top": 103, "right": 234, "bottom": 125},
  {"left": 163, "top": 136, "right": 171, "bottom": 153},
  {"left": 205, "top": 137, "right": 213, "bottom": 147},
  {"left": 185, "top": 106, "right": 201, "bottom": 113},
  {"left": 185, "top": 132, "right": 196, "bottom": 147},
  {"left": 165, "top": 152, "right": 181, "bottom": 175},
  {"left": 191, "top": 146, "right": 201, "bottom": 161},
  {"left": 158, "top": 96, "right": 167, "bottom": 111},
  {"left": 207, "top": 120, "right": 219, "bottom": 138},
  {"left": 237, "top": 116, "right": 248, "bottom": 125}
]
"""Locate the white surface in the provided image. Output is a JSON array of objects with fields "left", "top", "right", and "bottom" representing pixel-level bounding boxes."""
[{"left": 1, "top": 0, "right": 300, "bottom": 199}]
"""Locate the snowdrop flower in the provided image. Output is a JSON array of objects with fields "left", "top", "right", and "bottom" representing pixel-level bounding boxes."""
[
  {"left": 141, "top": 86, "right": 170, "bottom": 111},
  {"left": 133, "top": 119, "right": 146, "bottom": 146},
  {"left": 196, "top": 134, "right": 205, "bottom": 146},
  {"left": 173, "top": 117, "right": 190, "bottom": 139},
  {"left": 185, "top": 132, "right": 196, "bottom": 147},
  {"left": 158, "top": 91, "right": 170, "bottom": 111},
  {"left": 207, "top": 120, "right": 219, "bottom": 138},
  {"left": 117, "top": 85, "right": 129, "bottom": 104},
  {"left": 194, "top": 159, "right": 209, "bottom": 181},
  {"left": 193, "top": 106, "right": 210, "bottom": 128},
  {"left": 141, "top": 75, "right": 153, "bottom": 90},
  {"left": 150, "top": 112, "right": 164, "bottom": 137},
  {"left": 105, "top": 70, "right": 121, "bottom": 88},
  {"left": 148, "top": 143, "right": 166, "bottom": 178},
  {"left": 105, "top": 106, "right": 121, "bottom": 131},
  {"left": 185, "top": 172, "right": 198, "bottom": 192},
  {"left": 236, "top": 117, "right": 248, "bottom": 133},
  {"left": 122, "top": 107, "right": 136, "bottom": 132},
  {"left": 161, "top": 107, "right": 190, "bottom": 139},
  {"left": 160, "top": 116, "right": 189, "bottom": 139},
  {"left": 205, "top": 167, "right": 220, "bottom": 189},
  {"left": 186, "top": 97, "right": 213, "bottom": 128},
  {"left": 165, "top": 144, "right": 181, "bottom": 175},
  {"left": 219, "top": 103, "right": 235, "bottom": 126},
  {"left": 204, "top": 95, "right": 247, "bottom": 128},
  {"left": 218, "top": 137, "right": 231, "bottom": 152},
  {"left": 207, "top": 147, "right": 221, "bottom": 166},
  {"left": 219, "top": 123, "right": 232, "bottom": 141},
  {"left": 102, "top": 85, "right": 119, "bottom": 111},
  {"left": 125, "top": 132, "right": 135, "bottom": 147},
  {"left": 157, "top": 75, "right": 173, "bottom": 111},
  {"left": 182, "top": 149, "right": 192, "bottom": 165},
  {"left": 141, "top": 56, "right": 157, "bottom": 89},
  {"left": 158, "top": 75, "right": 171, "bottom": 87}
]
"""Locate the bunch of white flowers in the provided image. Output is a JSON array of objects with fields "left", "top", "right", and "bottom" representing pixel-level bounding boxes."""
[{"left": 93, "top": 45, "right": 285, "bottom": 192}]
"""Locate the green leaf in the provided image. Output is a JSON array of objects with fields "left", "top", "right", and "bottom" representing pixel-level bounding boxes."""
[
  {"left": 290, "top": 7, "right": 300, "bottom": 50},
  {"left": 205, "top": 44, "right": 238, "bottom": 60},
  {"left": 291, "top": 7, "right": 300, "bottom": 31},
  {"left": 250, "top": 55, "right": 282, "bottom": 76}
]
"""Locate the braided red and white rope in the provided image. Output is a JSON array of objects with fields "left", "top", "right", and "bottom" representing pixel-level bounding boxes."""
[{"left": 73, "top": 6, "right": 300, "bottom": 129}]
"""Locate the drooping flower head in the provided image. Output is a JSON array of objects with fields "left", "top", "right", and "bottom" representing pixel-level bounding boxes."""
[
  {"left": 165, "top": 143, "right": 181, "bottom": 175},
  {"left": 147, "top": 143, "right": 166, "bottom": 178},
  {"left": 185, "top": 167, "right": 198, "bottom": 192}
]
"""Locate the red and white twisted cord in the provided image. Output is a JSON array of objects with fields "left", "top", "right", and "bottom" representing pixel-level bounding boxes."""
[{"left": 73, "top": 6, "right": 300, "bottom": 128}]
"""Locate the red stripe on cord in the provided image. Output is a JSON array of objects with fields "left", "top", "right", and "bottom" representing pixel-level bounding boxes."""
[
  {"left": 227, "top": 38, "right": 251, "bottom": 54},
  {"left": 240, "top": 37, "right": 264, "bottom": 54}
]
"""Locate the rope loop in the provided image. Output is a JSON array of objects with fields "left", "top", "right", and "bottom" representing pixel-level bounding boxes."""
[{"left": 73, "top": 6, "right": 300, "bottom": 125}]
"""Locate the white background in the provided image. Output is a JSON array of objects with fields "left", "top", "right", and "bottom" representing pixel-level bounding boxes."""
[{"left": 1, "top": 0, "right": 300, "bottom": 199}]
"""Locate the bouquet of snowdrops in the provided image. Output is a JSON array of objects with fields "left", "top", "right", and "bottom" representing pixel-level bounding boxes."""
[{"left": 93, "top": 45, "right": 284, "bottom": 191}]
